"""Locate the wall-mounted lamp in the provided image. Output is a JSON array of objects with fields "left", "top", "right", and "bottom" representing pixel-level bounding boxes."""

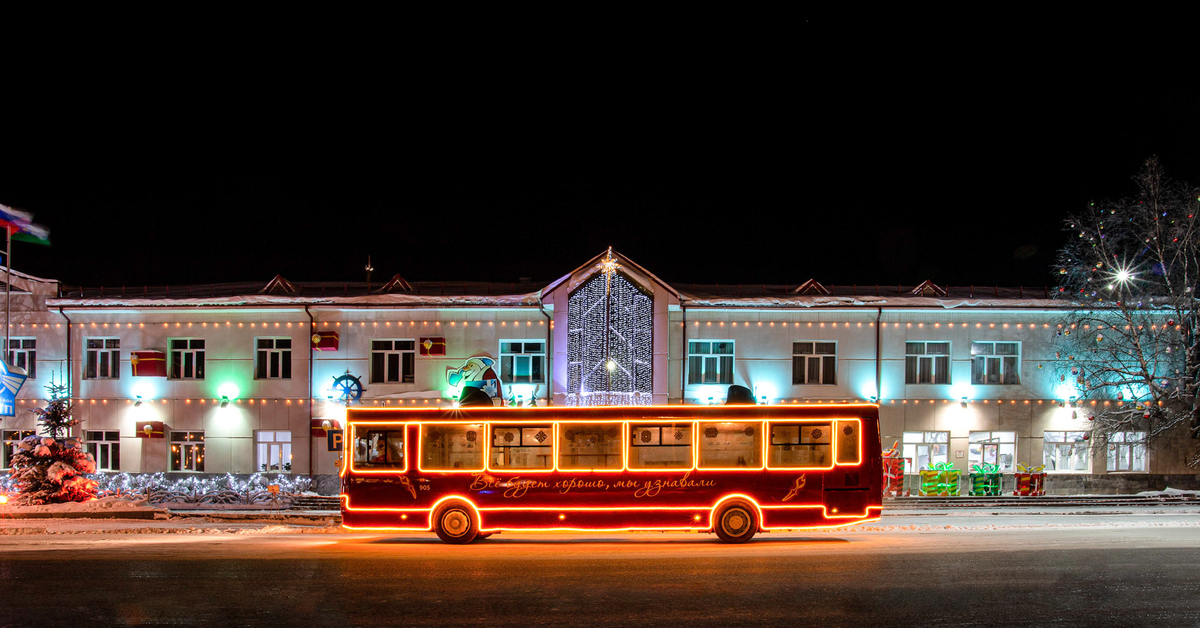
[
  {"left": 220, "top": 396, "right": 230, "bottom": 409},
  {"left": 1068, "top": 396, "right": 1077, "bottom": 408},
  {"left": 869, "top": 396, "right": 878, "bottom": 404},
  {"left": 135, "top": 395, "right": 143, "bottom": 407},
  {"left": 758, "top": 395, "right": 768, "bottom": 405},
  {"left": 960, "top": 396, "right": 968, "bottom": 407}
]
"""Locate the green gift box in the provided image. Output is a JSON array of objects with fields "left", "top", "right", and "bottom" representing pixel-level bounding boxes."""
[
  {"left": 918, "top": 462, "right": 961, "bottom": 496},
  {"left": 969, "top": 463, "right": 1002, "bottom": 496}
]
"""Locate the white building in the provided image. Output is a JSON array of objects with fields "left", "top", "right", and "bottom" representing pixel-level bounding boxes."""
[{"left": 1, "top": 250, "right": 1192, "bottom": 494}]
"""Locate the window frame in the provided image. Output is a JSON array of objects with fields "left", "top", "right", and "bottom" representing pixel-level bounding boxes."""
[
  {"left": 499, "top": 340, "right": 546, "bottom": 384},
  {"left": 1106, "top": 431, "right": 1147, "bottom": 472},
  {"left": 902, "top": 431, "right": 950, "bottom": 474},
  {"left": 169, "top": 431, "right": 205, "bottom": 472},
  {"left": 687, "top": 340, "right": 735, "bottom": 385},
  {"left": 85, "top": 336, "right": 121, "bottom": 380},
  {"left": 792, "top": 341, "right": 837, "bottom": 385},
  {"left": 419, "top": 423, "right": 486, "bottom": 472},
  {"left": 7, "top": 337, "right": 36, "bottom": 380},
  {"left": 967, "top": 430, "right": 1016, "bottom": 472},
  {"left": 255, "top": 430, "right": 293, "bottom": 473},
  {"left": 1042, "top": 431, "right": 1091, "bottom": 473},
  {"left": 627, "top": 422, "right": 695, "bottom": 470},
  {"left": 970, "top": 341, "right": 1020, "bottom": 385},
  {"left": 488, "top": 424, "right": 554, "bottom": 471},
  {"left": 766, "top": 420, "right": 835, "bottom": 470},
  {"left": 85, "top": 430, "right": 121, "bottom": 472},
  {"left": 169, "top": 337, "right": 206, "bottom": 380},
  {"left": 350, "top": 425, "right": 407, "bottom": 472},
  {"left": 697, "top": 421, "right": 764, "bottom": 470},
  {"left": 557, "top": 422, "right": 625, "bottom": 471},
  {"left": 370, "top": 339, "right": 416, "bottom": 384},
  {"left": 905, "top": 341, "right": 950, "bottom": 385},
  {"left": 2, "top": 429, "right": 36, "bottom": 469},
  {"left": 255, "top": 337, "right": 292, "bottom": 380}
]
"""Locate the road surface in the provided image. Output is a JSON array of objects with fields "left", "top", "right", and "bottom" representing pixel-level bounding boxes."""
[{"left": 2, "top": 511, "right": 1199, "bottom": 627}]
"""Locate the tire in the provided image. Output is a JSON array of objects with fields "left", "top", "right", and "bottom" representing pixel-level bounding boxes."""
[
  {"left": 433, "top": 502, "right": 478, "bottom": 544},
  {"left": 713, "top": 502, "right": 758, "bottom": 543}
]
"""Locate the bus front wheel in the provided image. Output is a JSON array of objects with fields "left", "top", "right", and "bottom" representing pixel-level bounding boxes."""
[
  {"left": 713, "top": 502, "right": 758, "bottom": 543},
  {"left": 434, "top": 502, "right": 478, "bottom": 544}
]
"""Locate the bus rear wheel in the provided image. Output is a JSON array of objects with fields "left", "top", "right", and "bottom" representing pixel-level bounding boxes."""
[
  {"left": 434, "top": 502, "right": 478, "bottom": 544},
  {"left": 714, "top": 502, "right": 758, "bottom": 543}
]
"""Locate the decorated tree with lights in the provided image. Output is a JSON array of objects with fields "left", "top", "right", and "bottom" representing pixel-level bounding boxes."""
[
  {"left": 1053, "top": 157, "right": 1200, "bottom": 467},
  {"left": 7, "top": 382, "right": 98, "bottom": 504}
]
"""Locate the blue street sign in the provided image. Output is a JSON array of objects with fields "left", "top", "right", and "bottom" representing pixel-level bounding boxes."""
[{"left": 0, "top": 358, "right": 29, "bottom": 417}]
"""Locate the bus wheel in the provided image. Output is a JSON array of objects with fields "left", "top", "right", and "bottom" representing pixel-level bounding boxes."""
[
  {"left": 714, "top": 502, "right": 757, "bottom": 543},
  {"left": 434, "top": 502, "right": 478, "bottom": 544}
]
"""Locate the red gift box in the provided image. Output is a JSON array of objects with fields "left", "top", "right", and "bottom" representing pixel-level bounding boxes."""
[
  {"left": 419, "top": 337, "right": 446, "bottom": 356},
  {"left": 311, "top": 331, "right": 339, "bottom": 352},
  {"left": 131, "top": 351, "right": 167, "bottom": 377}
]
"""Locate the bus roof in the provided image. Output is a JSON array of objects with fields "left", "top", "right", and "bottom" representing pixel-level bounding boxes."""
[{"left": 344, "top": 404, "right": 879, "bottom": 423}]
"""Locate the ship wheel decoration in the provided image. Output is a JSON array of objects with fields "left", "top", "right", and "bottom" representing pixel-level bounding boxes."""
[{"left": 332, "top": 371, "right": 365, "bottom": 405}]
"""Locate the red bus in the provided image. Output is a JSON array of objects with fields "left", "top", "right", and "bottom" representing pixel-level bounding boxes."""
[{"left": 340, "top": 404, "right": 882, "bottom": 543}]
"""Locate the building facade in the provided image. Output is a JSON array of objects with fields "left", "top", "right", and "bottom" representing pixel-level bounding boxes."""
[{"left": 2, "top": 250, "right": 1194, "bottom": 494}]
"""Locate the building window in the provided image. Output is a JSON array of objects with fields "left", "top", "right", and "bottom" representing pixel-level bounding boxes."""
[
  {"left": 256, "top": 431, "right": 292, "bottom": 472},
  {"left": 370, "top": 340, "right": 415, "bottom": 384},
  {"left": 688, "top": 340, "right": 734, "bottom": 385},
  {"left": 902, "top": 431, "right": 949, "bottom": 473},
  {"left": 85, "top": 337, "right": 121, "bottom": 379},
  {"left": 1043, "top": 431, "right": 1089, "bottom": 472},
  {"left": 971, "top": 342, "right": 1019, "bottom": 384},
  {"left": 968, "top": 431, "right": 1016, "bottom": 472},
  {"left": 500, "top": 341, "right": 545, "bottom": 384},
  {"left": 255, "top": 338, "right": 292, "bottom": 379},
  {"left": 905, "top": 341, "right": 949, "bottom": 384},
  {"left": 792, "top": 341, "right": 836, "bottom": 385},
  {"left": 169, "top": 338, "right": 205, "bottom": 379},
  {"left": 7, "top": 338, "right": 35, "bottom": 379},
  {"left": 2, "top": 430, "right": 35, "bottom": 469},
  {"left": 170, "top": 431, "right": 205, "bottom": 472},
  {"left": 85, "top": 430, "right": 121, "bottom": 472},
  {"left": 1107, "top": 431, "right": 1147, "bottom": 472}
]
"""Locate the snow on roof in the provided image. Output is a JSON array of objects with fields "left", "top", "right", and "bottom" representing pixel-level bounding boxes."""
[
  {"left": 49, "top": 292, "right": 544, "bottom": 309},
  {"left": 679, "top": 294, "right": 1076, "bottom": 309}
]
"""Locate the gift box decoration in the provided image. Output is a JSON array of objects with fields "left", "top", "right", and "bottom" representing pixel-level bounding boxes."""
[
  {"left": 969, "top": 463, "right": 1002, "bottom": 496},
  {"left": 919, "top": 461, "right": 961, "bottom": 496},
  {"left": 1013, "top": 463, "right": 1047, "bottom": 496},
  {"left": 131, "top": 351, "right": 167, "bottom": 377}
]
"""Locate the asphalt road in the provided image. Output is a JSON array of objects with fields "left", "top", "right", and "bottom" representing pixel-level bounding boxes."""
[{"left": 2, "top": 520, "right": 1200, "bottom": 627}]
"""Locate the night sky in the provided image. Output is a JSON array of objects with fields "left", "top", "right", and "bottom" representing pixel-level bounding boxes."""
[{"left": 2, "top": 17, "right": 1197, "bottom": 291}]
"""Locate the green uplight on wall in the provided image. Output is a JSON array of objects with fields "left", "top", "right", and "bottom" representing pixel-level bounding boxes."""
[{"left": 218, "top": 383, "right": 240, "bottom": 408}]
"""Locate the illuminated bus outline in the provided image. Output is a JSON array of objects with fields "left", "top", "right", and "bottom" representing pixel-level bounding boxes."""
[{"left": 340, "top": 405, "right": 882, "bottom": 540}]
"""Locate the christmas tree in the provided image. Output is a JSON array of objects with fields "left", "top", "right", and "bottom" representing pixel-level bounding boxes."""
[{"left": 7, "top": 382, "right": 97, "bottom": 504}]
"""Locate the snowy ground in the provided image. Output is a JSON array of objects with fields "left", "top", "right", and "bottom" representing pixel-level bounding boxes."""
[{"left": 0, "top": 503, "right": 1196, "bottom": 538}]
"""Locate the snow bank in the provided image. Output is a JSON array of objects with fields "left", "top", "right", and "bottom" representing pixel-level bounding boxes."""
[{"left": 2, "top": 496, "right": 162, "bottom": 514}]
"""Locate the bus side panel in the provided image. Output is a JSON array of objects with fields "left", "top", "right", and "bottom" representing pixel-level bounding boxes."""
[{"left": 480, "top": 508, "right": 711, "bottom": 532}]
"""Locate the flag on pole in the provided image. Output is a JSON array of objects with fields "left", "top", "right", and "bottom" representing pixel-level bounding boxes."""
[{"left": 0, "top": 203, "right": 50, "bottom": 245}]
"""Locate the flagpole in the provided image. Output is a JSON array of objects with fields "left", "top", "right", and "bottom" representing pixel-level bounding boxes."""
[{"left": 4, "top": 224, "right": 9, "bottom": 360}]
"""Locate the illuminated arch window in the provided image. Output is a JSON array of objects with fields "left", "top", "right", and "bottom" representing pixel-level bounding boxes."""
[{"left": 566, "top": 270, "right": 653, "bottom": 406}]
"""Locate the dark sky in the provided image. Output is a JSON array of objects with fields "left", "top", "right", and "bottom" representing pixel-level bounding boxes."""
[{"left": 2, "top": 16, "right": 1197, "bottom": 291}]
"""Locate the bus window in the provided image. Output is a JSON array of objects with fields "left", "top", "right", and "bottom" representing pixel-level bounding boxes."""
[
  {"left": 835, "top": 420, "right": 860, "bottom": 464},
  {"left": 421, "top": 423, "right": 485, "bottom": 471},
  {"left": 353, "top": 428, "right": 405, "bottom": 469},
  {"left": 491, "top": 425, "right": 554, "bottom": 470},
  {"left": 628, "top": 423, "right": 693, "bottom": 469},
  {"left": 558, "top": 423, "right": 623, "bottom": 470},
  {"left": 769, "top": 422, "right": 832, "bottom": 468},
  {"left": 698, "top": 421, "right": 762, "bottom": 469}
]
